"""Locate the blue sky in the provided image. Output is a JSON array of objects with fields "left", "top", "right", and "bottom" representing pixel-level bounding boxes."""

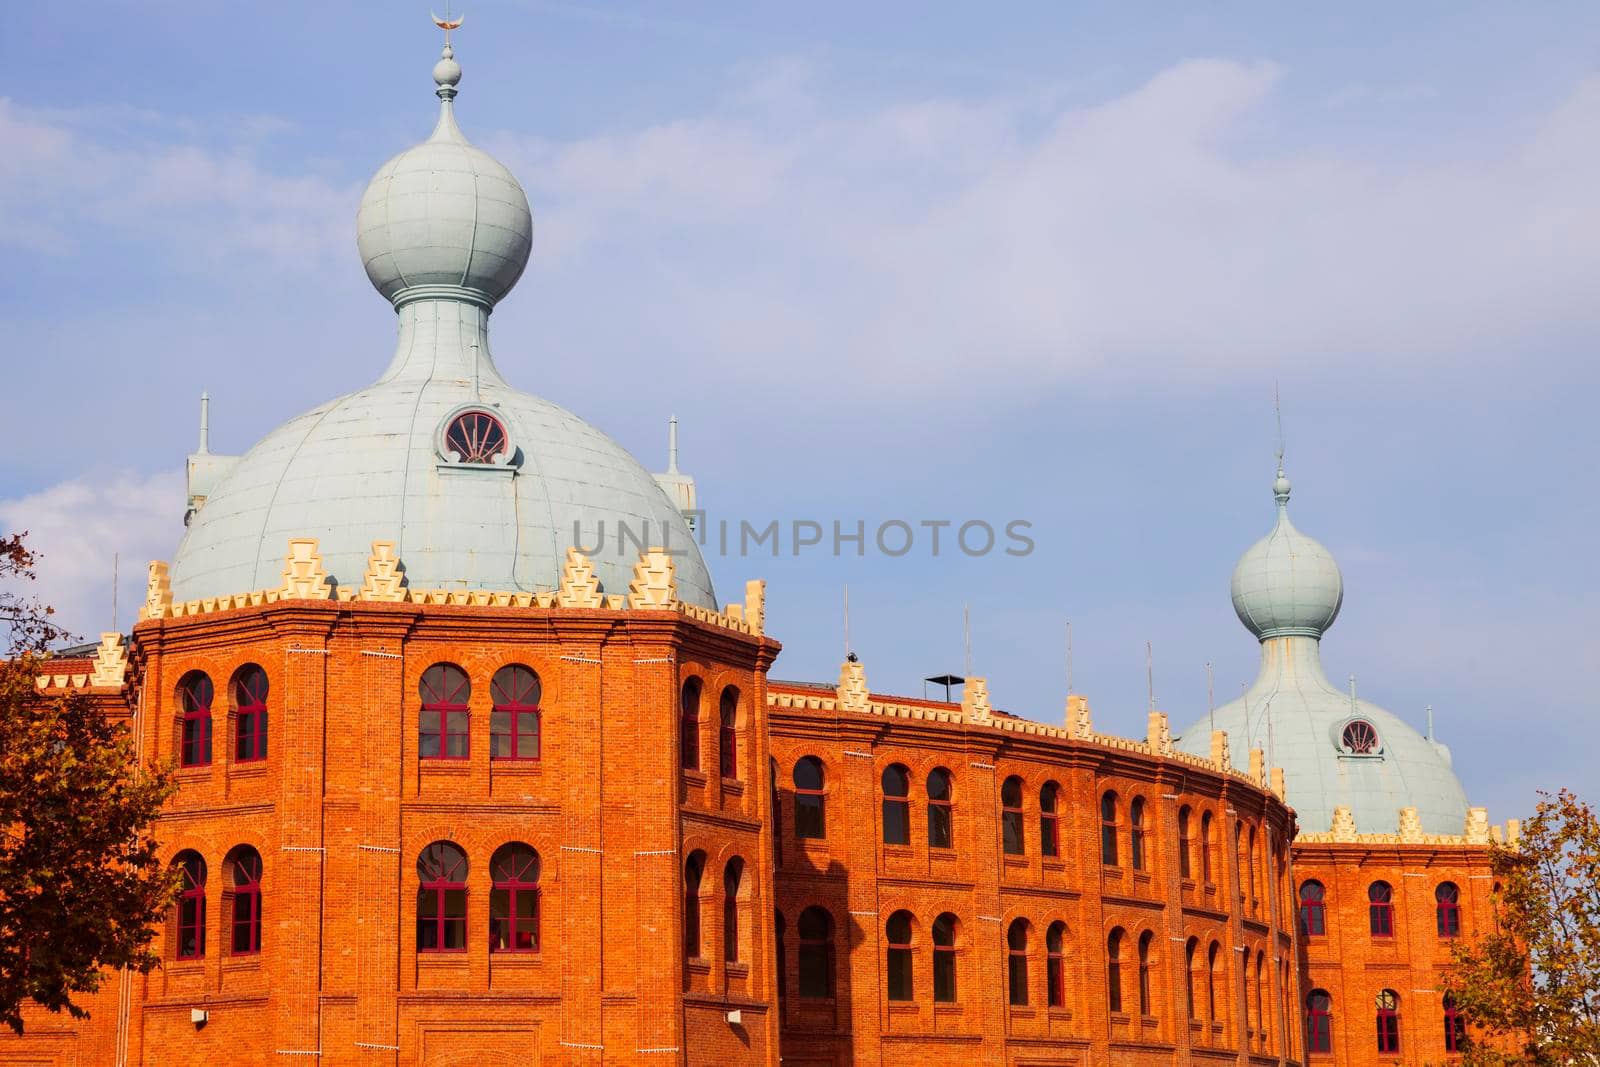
[{"left": 2, "top": 2, "right": 1596, "bottom": 824}]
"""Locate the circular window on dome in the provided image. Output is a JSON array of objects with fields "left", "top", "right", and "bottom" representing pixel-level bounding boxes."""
[
  {"left": 441, "top": 409, "right": 510, "bottom": 466},
  {"left": 1340, "top": 719, "right": 1380, "bottom": 755}
]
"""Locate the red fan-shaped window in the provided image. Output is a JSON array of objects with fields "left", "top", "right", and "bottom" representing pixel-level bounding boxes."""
[
  {"left": 444, "top": 409, "right": 509, "bottom": 464},
  {"left": 1342, "top": 719, "right": 1380, "bottom": 754}
]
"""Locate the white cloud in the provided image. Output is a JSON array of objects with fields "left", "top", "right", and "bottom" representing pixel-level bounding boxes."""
[{"left": 0, "top": 471, "right": 185, "bottom": 642}]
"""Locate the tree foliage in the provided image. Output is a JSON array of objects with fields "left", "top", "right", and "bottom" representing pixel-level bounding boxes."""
[
  {"left": 0, "top": 533, "right": 176, "bottom": 1034},
  {"left": 1444, "top": 788, "right": 1600, "bottom": 1066}
]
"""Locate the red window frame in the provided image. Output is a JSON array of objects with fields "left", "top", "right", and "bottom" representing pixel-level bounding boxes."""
[
  {"left": 792, "top": 757, "right": 826, "bottom": 840},
  {"left": 178, "top": 672, "right": 214, "bottom": 768},
  {"left": 233, "top": 665, "right": 268, "bottom": 763},
  {"left": 489, "top": 843, "right": 540, "bottom": 953},
  {"left": 1342, "top": 719, "right": 1380, "bottom": 753},
  {"left": 1007, "top": 919, "right": 1029, "bottom": 1007},
  {"left": 1137, "top": 931, "right": 1153, "bottom": 1015},
  {"left": 933, "top": 913, "right": 958, "bottom": 1004},
  {"left": 926, "top": 767, "right": 953, "bottom": 849},
  {"left": 1443, "top": 993, "right": 1465, "bottom": 1052},
  {"left": 1306, "top": 989, "right": 1333, "bottom": 1052},
  {"left": 1376, "top": 990, "right": 1401, "bottom": 1053},
  {"left": 1300, "top": 880, "right": 1327, "bottom": 936},
  {"left": 1046, "top": 921, "right": 1066, "bottom": 1008},
  {"left": 1130, "top": 797, "right": 1147, "bottom": 871},
  {"left": 881, "top": 764, "right": 911, "bottom": 846},
  {"left": 1178, "top": 806, "right": 1193, "bottom": 879},
  {"left": 1106, "top": 928, "right": 1124, "bottom": 1013},
  {"left": 1040, "top": 781, "right": 1061, "bottom": 857},
  {"left": 885, "top": 911, "right": 913, "bottom": 1001},
  {"left": 444, "top": 409, "right": 509, "bottom": 464},
  {"left": 1369, "top": 881, "right": 1395, "bottom": 937},
  {"left": 228, "top": 847, "right": 262, "bottom": 955},
  {"left": 174, "top": 852, "right": 206, "bottom": 960},
  {"left": 718, "top": 687, "right": 739, "bottom": 779},
  {"left": 490, "top": 665, "right": 541, "bottom": 761},
  {"left": 419, "top": 663, "right": 470, "bottom": 760},
  {"left": 797, "top": 906, "right": 834, "bottom": 998},
  {"left": 679, "top": 678, "right": 701, "bottom": 771},
  {"left": 1001, "top": 776, "right": 1025, "bottom": 856},
  {"left": 1436, "top": 882, "right": 1461, "bottom": 937},
  {"left": 722, "top": 858, "right": 744, "bottom": 963},
  {"left": 1100, "top": 791, "right": 1119, "bottom": 866},
  {"left": 684, "top": 852, "right": 705, "bottom": 959},
  {"left": 416, "top": 841, "right": 468, "bottom": 952}
]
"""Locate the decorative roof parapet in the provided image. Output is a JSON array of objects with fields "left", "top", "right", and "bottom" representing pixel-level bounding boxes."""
[
  {"left": 626, "top": 548, "right": 677, "bottom": 609},
  {"left": 962, "top": 678, "right": 992, "bottom": 721},
  {"left": 1067, "top": 694, "right": 1093, "bottom": 739},
  {"left": 1147, "top": 711, "right": 1172, "bottom": 756},
  {"left": 281, "top": 538, "right": 333, "bottom": 600},
  {"left": 837, "top": 655, "right": 869, "bottom": 713},
  {"left": 360, "top": 540, "right": 407, "bottom": 602},
  {"left": 1398, "top": 807, "right": 1424, "bottom": 843},
  {"left": 1464, "top": 807, "right": 1490, "bottom": 844},
  {"left": 1329, "top": 806, "right": 1359, "bottom": 842},
  {"left": 557, "top": 547, "right": 604, "bottom": 608},
  {"left": 1249, "top": 747, "right": 1265, "bottom": 788},
  {"left": 140, "top": 561, "right": 172, "bottom": 621},
  {"left": 744, "top": 580, "right": 766, "bottom": 636},
  {"left": 1210, "top": 730, "right": 1232, "bottom": 773},
  {"left": 89, "top": 633, "right": 128, "bottom": 687},
  {"left": 1297, "top": 805, "right": 1509, "bottom": 847}
]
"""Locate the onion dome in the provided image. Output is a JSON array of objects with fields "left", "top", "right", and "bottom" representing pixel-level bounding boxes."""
[
  {"left": 169, "top": 36, "right": 715, "bottom": 609},
  {"left": 355, "top": 42, "right": 532, "bottom": 311},
  {"left": 1229, "top": 467, "right": 1343, "bottom": 640}
]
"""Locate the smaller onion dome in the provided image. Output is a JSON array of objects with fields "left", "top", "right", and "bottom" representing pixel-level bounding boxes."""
[
  {"left": 1229, "top": 467, "right": 1344, "bottom": 640},
  {"left": 355, "top": 42, "right": 532, "bottom": 311}
]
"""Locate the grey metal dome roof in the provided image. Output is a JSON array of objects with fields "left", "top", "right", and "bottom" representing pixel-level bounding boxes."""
[
  {"left": 169, "top": 43, "right": 715, "bottom": 610},
  {"left": 1176, "top": 466, "right": 1469, "bottom": 836}
]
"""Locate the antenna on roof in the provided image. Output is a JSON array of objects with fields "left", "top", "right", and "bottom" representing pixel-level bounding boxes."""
[
  {"left": 963, "top": 604, "right": 972, "bottom": 678},
  {"left": 1065, "top": 620, "right": 1074, "bottom": 694},
  {"left": 1274, "top": 380, "right": 1285, "bottom": 471},
  {"left": 843, "top": 584, "right": 851, "bottom": 659},
  {"left": 198, "top": 392, "right": 211, "bottom": 455},
  {"left": 1146, "top": 640, "right": 1155, "bottom": 711},
  {"left": 111, "top": 552, "right": 118, "bottom": 634},
  {"left": 1205, "top": 661, "right": 1215, "bottom": 734},
  {"left": 1426, "top": 703, "right": 1435, "bottom": 742},
  {"left": 1348, "top": 674, "right": 1358, "bottom": 713},
  {"left": 667, "top": 415, "right": 680, "bottom": 474}
]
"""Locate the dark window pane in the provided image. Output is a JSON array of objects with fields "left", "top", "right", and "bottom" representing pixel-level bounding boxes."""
[
  {"left": 796, "top": 795, "right": 825, "bottom": 840},
  {"left": 887, "top": 948, "right": 913, "bottom": 1000},
  {"left": 1003, "top": 811, "right": 1024, "bottom": 855},
  {"left": 1008, "top": 955, "right": 1028, "bottom": 1006},
  {"left": 928, "top": 804, "right": 952, "bottom": 849},
  {"left": 934, "top": 949, "right": 956, "bottom": 1003},
  {"left": 1041, "top": 816, "right": 1058, "bottom": 857},
  {"left": 882, "top": 799, "right": 910, "bottom": 845}
]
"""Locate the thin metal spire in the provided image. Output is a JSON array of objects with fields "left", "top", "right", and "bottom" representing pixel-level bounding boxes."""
[
  {"left": 1205, "top": 661, "right": 1215, "bottom": 734},
  {"left": 198, "top": 392, "right": 210, "bottom": 454},
  {"left": 1274, "top": 380, "right": 1285, "bottom": 472},
  {"left": 963, "top": 604, "right": 972, "bottom": 679},
  {"left": 1146, "top": 640, "right": 1155, "bottom": 711},
  {"left": 1065, "top": 620, "right": 1074, "bottom": 694},
  {"left": 667, "top": 415, "right": 680, "bottom": 474},
  {"left": 112, "top": 552, "right": 118, "bottom": 633},
  {"left": 843, "top": 584, "right": 851, "bottom": 659},
  {"left": 1426, "top": 703, "right": 1435, "bottom": 742}
]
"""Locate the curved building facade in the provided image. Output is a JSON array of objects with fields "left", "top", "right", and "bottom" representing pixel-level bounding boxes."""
[{"left": 1, "top": 29, "right": 1514, "bottom": 1067}]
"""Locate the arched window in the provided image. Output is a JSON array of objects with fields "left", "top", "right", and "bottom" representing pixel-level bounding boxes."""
[
  {"left": 797, "top": 906, "right": 834, "bottom": 998},
  {"left": 1200, "top": 811, "right": 1215, "bottom": 883},
  {"left": 718, "top": 686, "right": 740, "bottom": 779},
  {"left": 226, "top": 845, "right": 262, "bottom": 955},
  {"left": 178, "top": 671, "right": 214, "bottom": 768},
  {"left": 1341, "top": 718, "right": 1380, "bottom": 754},
  {"left": 1235, "top": 824, "right": 1247, "bottom": 903},
  {"left": 885, "top": 910, "right": 913, "bottom": 1001},
  {"left": 933, "top": 913, "right": 958, "bottom": 1003},
  {"left": 1137, "top": 930, "right": 1154, "bottom": 1015},
  {"left": 1300, "top": 880, "right": 1327, "bottom": 936},
  {"left": 1306, "top": 989, "right": 1333, "bottom": 1052},
  {"left": 416, "top": 841, "right": 468, "bottom": 952},
  {"left": 769, "top": 758, "right": 782, "bottom": 866},
  {"left": 1184, "top": 937, "right": 1199, "bottom": 1019},
  {"left": 1255, "top": 951, "right": 1267, "bottom": 1043},
  {"left": 1436, "top": 881, "right": 1461, "bottom": 937},
  {"left": 1040, "top": 781, "right": 1061, "bottom": 857},
  {"left": 173, "top": 850, "right": 206, "bottom": 960},
  {"left": 1247, "top": 824, "right": 1259, "bottom": 907},
  {"left": 489, "top": 843, "right": 540, "bottom": 953},
  {"left": 684, "top": 851, "right": 705, "bottom": 959},
  {"left": 723, "top": 857, "right": 744, "bottom": 963},
  {"left": 1207, "top": 941, "right": 1222, "bottom": 1024},
  {"left": 679, "top": 677, "right": 702, "bottom": 770},
  {"left": 1106, "top": 927, "right": 1124, "bottom": 1013},
  {"left": 490, "top": 664, "right": 541, "bottom": 760},
  {"left": 793, "top": 757, "right": 826, "bottom": 840},
  {"left": 232, "top": 665, "right": 268, "bottom": 763},
  {"left": 443, "top": 408, "right": 509, "bottom": 464},
  {"left": 1368, "top": 881, "right": 1395, "bottom": 937},
  {"left": 1178, "top": 806, "right": 1193, "bottom": 879},
  {"left": 1100, "top": 791, "right": 1119, "bottom": 866},
  {"left": 419, "top": 663, "right": 470, "bottom": 760},
  {"left": 927, "top": 768, "right": 954, "bottom": 849},
  {"left": 1045, "top": 921, "right": 1067, "bottom": 1008},
  {"left": 1443, "top": 993, "right": 1465, "bottom": 1052},
  {"left": 1002, "top": 776, "right": 1025, "bottom": 856},
  {"left": 1375, "top": 989, "right": 1401, "bottom": 1053},
  {"left": 1130, "top": 797, "right": 1147, "bottom": 871},
  {"left": 1007, "top": 919, "right": 1030, "bottom": 1006},
  {"left": 775, "top": 911, "right": 787, "bottom": 1003},
  {"left": 881, "top": 764, "right": 911, "bottom": 846}
]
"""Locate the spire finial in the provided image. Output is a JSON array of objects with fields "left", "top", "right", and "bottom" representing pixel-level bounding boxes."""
[
  {"left": 430, "top": 9, "right": 464, "bottom": 103},
  {"left": 667, "top": 415, "right": 680, "bottom": 474},
  {"left": 198, "top": 391, "right": 211, "bottom": 455},
  {"left": 1272, "top": 383, "right": 1292, "bottom": 506}
]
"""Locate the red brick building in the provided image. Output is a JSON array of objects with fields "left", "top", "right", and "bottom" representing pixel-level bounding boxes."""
[{"left": 0, "top": 30, "right": 1513, "bottom": 1067}]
